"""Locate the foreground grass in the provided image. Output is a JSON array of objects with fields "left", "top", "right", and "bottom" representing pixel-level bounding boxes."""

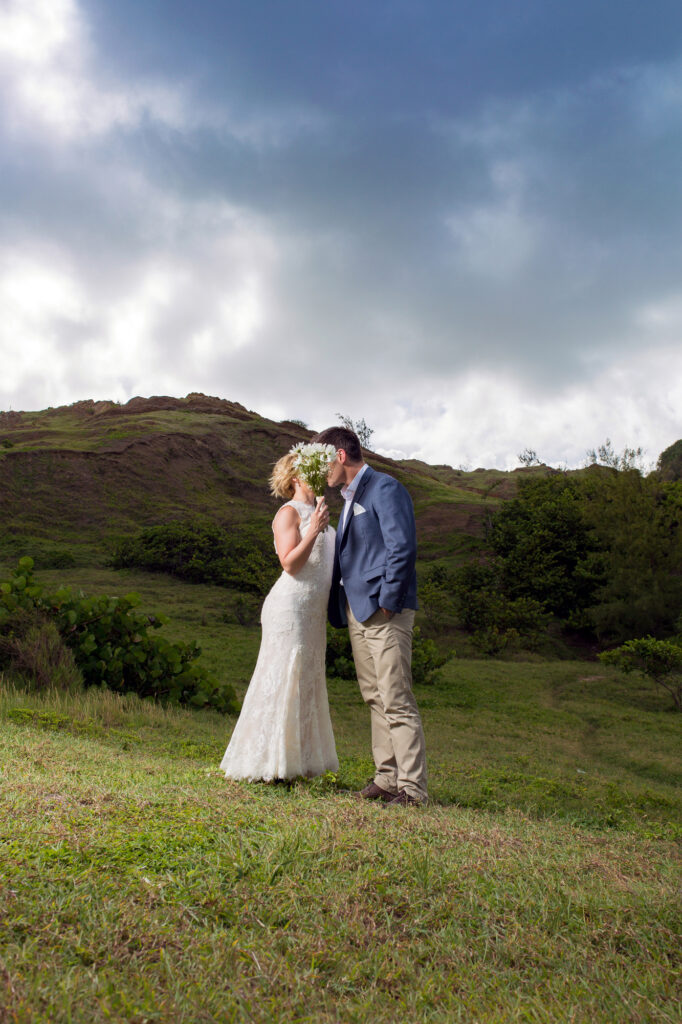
[{"left": 1, "top": 682, "right": 680, "bottom": 1023}]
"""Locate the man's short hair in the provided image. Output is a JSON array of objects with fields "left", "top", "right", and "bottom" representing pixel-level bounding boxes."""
[{"left": 312, "top": 426, "right": 362, "bottom": 463}]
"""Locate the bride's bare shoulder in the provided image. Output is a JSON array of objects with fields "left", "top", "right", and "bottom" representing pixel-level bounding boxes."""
[{"left": 272, "top": 503, "right": 300, "bottom": 528}]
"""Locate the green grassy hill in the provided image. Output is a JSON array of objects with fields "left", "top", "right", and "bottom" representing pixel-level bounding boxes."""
[{"left": 0, "top": 393, "right": 539, "bottom": 569}]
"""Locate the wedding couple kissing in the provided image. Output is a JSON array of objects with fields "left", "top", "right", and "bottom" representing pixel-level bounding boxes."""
[{"left": 220, "top": 425, "right": 428, "bottom": 807}]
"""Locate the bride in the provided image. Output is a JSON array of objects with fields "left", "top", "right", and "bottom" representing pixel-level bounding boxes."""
[{"left": 220, "top": 450, "right": 339, "bottom": 781}]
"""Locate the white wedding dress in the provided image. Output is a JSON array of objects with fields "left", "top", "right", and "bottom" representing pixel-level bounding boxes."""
[{"left": 220, "top": 500, "right": 339, "bottom": 781}]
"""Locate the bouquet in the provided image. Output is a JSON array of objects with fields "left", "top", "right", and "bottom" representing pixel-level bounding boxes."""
[{"left": 290, "top": 442, "right": 336, "bottom": 497}]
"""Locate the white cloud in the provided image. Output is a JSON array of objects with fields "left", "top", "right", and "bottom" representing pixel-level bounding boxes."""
[
  {"left": 0, "top": 0, "right": 187, "bottom": 140},
  {"left": 0, "top": 0, "right": 79, "bottom": 67},
  {"left": 0, "top": 0, "right": 326, "bottom": 146},
  {"left": 363, "top": 350, "right": 682, "bottom": 471},
  {"left": 0, "top": 184, "right": 280, "bottom": 411},
  {"left": 3, "top": 194, "right": 679, "bottom": 470},
  {"left": 0, "top": 250, "right": 88, "bottom": 397}
]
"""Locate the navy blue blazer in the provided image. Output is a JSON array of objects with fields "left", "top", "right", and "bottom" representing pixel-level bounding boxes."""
[{"left": 328, "top": 465, "right": 418, "bottom": 628}]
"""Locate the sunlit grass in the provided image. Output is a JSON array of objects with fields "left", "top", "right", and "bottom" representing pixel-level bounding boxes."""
[
  {"left": 1, "top": 562, "right": 680, "bottom": 1020},
  {"left": 1, "top": 678, "right": 680, "bottom": 1023}
]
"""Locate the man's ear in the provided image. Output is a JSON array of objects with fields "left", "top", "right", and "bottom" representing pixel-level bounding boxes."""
[{"left": 337, "top": 449, "right": 347, "bottom": 465}]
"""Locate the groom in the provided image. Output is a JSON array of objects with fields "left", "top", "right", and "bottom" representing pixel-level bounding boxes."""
[{"left": 312, "top": 426, "right": 428, "bottom": 806}]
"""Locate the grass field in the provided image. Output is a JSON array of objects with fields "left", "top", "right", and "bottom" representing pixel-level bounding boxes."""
[{"left": 1, "top": 600, "right": 680, "bottom": 1023}]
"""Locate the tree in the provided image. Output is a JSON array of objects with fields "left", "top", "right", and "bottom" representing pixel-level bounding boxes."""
[
  {"left": 488, "top": 474, "right": 603, "bottom": 621},
  {"left": 599, "top": 636, "right": 682, "bottom": 711},
  {"left": 457, "top": 463, "right": 682, "bottom": 648},
  {"left": 585, "top": 438, "right": 644, "bottom": 472},
  {"left": 580, "top": 470, "right": 682, "bottom": 643},
  {"left": 335, "top": 414, "right": 374, "bottom": 449},
  {"left": 517, "top": 448, "right": 540, "bottom": 467},
  {"left": 657, "top": 439, "right": 682, "bottom": 482}
]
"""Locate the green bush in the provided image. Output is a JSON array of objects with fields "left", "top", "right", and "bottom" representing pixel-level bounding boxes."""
[
  {"left": 0, "top": 607, "right": 82, "bottom": 693},
  {"left": 418, "top": 565, "right": 458, "bottom": 633},
  {"left": 110, "top": 519, "right": 279, "bottom": 596},
  {"left": 0, "top": 558, "right": 237, "bottom": 713},
  {"left": 452, "top": 564, "right": 550, "bottom": 654},
  {"left": 38, "top": 548, "right": 77, "bottom": 570},
  {"left": 599, "top": 636, "right": 682, "bottom": 711},
  {"left": 410, "top": 627, "right": 450, "bottom": 685}
]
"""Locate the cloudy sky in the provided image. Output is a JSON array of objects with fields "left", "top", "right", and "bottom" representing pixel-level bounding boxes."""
[{"left": 1, "top": 0, "right": 681, "bottom": 468}]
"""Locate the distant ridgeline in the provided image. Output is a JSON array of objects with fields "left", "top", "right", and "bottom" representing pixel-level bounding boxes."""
[
  {"left": 0, "top": 392, "right": 510, "bottom": 567},
  {"left": 1, "top": 395, "right": 680, "bottom": 653}
]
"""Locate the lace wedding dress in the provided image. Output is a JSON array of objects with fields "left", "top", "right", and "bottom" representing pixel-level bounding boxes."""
[{"left": 220, "top": 500, "right": 339, "bottom": 781}]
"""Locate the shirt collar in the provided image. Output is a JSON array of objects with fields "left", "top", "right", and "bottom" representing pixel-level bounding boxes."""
[{"left": 340, "top": 462, "right": 368, "bottom": 501}]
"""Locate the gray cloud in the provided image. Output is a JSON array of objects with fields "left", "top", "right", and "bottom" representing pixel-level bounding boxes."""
[{"left": 1, "top": 0, "right": 681, "bottom": 466}]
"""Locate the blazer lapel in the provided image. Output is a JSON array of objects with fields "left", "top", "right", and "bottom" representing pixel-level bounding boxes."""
[{"left": 339, "top": 465, "right": 373, "bottom": 547}]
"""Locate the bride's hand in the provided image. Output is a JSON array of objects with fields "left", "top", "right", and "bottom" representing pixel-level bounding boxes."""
[{"left": 311, "top": 499, "right": 329, "bottom": 534}]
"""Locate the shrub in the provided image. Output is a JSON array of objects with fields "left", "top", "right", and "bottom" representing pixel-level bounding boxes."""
[
  {"left": 418, "top": 565, "right": 458, "bottom": 633},
  {"left": 39, "top": 548, "right": 77, "bottom": 570},
  {"left": 0, "top": 607, "right": 82, "bottom": 692},
  {"left": 0, "top": 558, "right": 238, "bottom": 713},
  {"left": 452, "top": 564, "right": 550, "bottom": 654},
  {"left": 110, "top": 519, "right": 279, "bottom": 596},
  {"left": 410, "top": 627, "right": 450, "bottom": 685},
  {"left": 599, "top": 636, "right": 682, "bottom": 711}
]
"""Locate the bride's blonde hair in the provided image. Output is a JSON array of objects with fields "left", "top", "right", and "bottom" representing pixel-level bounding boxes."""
[{"left": 269, "top": 452, "right": 297, "bottom": 499}]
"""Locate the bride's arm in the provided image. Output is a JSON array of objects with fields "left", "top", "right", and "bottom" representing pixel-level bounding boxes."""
[{"left": 273, "top": 502, "right": 328, "bottom": 575}]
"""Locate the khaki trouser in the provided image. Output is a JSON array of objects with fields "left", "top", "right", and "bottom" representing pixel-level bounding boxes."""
[{"left": 346, "top": 603, "right": 428, "bottom": 802}]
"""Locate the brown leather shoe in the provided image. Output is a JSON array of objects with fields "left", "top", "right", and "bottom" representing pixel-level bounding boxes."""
[
  {"left": 384, "top": 790, "right": 425, "bottom": 807},
  {"left": 355, "top": 781, "right": 398, "bottom": 802}
]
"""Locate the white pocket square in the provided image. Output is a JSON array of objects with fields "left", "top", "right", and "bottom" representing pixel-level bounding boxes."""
[{"left": 353, "top": 503, "right": 366, "bottom": 515}]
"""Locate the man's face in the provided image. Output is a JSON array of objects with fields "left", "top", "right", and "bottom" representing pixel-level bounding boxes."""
[{"left": 326, "top": 451, "right": 346, "bottom": 488}]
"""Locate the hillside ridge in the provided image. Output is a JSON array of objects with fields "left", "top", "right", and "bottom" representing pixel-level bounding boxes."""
[{"left": 0, "top": 394, "right": 538, "bottom": 567}]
